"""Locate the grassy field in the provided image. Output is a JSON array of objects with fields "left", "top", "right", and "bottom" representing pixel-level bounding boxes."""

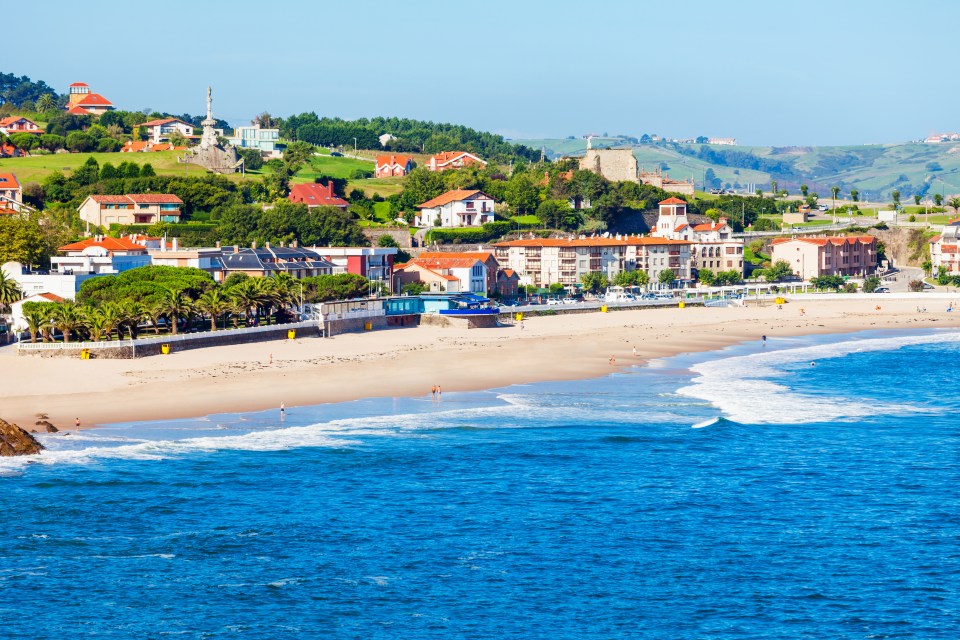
[
  {"left": 512, "top": 138, "right": 960, "bottom": 199},
  {"left": 346, "top": 176, "right": 405, "bottom": 198},
  {"left": 0, "top": 150, "right": 256, "bottom": 184},
  {"left": 290, "top": 154, "right": 374, "bottom": 183}
]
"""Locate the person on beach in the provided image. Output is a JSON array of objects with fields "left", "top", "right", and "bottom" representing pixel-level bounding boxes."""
[
  {"left": 609, "top": 355, "right": 616, "bottom": 365},
  {"left": 762, "top": 335, "right": 767, "bottom": 347},
  {"left": 800, "top": 308, "right": 806, "bottom": 316},
  {"left": 431, "top": 385, "right": 437, "bottom": 397},
  {"left": 75, "top": 418, "right": 80, "bottom": 428},
  {"left": 437, "top": 385, "right": 442, "bottom": 397},
  {"left": 268, "top": 353, "right": 273, "bottom": 365},
  {"left": 632, "top": 346, "right": 637, "bottom": 357},
  {"left": 280, "top": 402, "right": 285, "bottom": 415}
]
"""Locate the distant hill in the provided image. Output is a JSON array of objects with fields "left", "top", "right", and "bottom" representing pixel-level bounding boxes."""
[{"left": 511, "top": 138, "right": 960, "bottom": 200}]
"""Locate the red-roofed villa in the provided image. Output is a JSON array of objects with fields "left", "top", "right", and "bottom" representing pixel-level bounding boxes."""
[
  {"left": 78, "top": 194, "right": 183, "bottom": 227},
  {"left": 770, "top": 235, "right": 878, "bottom": 279},
  {"left": 415, "top": 189, "right": 496, "bottom": 227},
  {"left": 288, "top": 182, "right": 349, "bottom": 209}
]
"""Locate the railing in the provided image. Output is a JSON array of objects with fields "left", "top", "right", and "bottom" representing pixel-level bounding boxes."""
[{"left": 17, "top": 319, "right": 320, "bottom": 353}]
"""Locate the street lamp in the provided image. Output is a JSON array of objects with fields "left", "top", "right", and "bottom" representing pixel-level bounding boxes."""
[{"left": 353, "top": 137, "right": 357, "bottom": 154}]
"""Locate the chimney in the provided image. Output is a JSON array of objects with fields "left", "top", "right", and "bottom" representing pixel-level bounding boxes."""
[
  {"left": 719, "top": 217, "right": 728, "bottom": 225},
  {"left": 215, "top": 241, "right": 221, "bottom": 249},
  {"left": 233, "top": 245, "right": 239, "bottom": 254},
  {"left": 252, "top": 241, "right": 257, "bottom": 250},
  {"left": 265, "top": 241, "right": 272, "bottom": 249},
  {"left": 292, "top": 239, "right": 298, "bottom": 248}
]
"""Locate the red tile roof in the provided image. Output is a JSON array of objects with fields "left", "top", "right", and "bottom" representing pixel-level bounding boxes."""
[
  {"left": 659, "top": 197, "right": 687, "bottom": 205},
  {"left": 66, "top": 105, "right": 92, "bottom": 115},
  {"left": 288, "top": 182, "right": 349, "bottom": 208},
  {"left": 411, "top": 256, "right": 484, "bottom": 270},
  {"left": 429, "top": 151, "right": 487, "bottom": 168},
  {"left": 375, "top": 154, "right": 412, "bottom": 166},
  {"left": 493, "top": 237, "right": 692, "bottom": 248},
  {"left": 692, "top": 221, "right": 727, "bottom": 232},
  {"left": 418, "top": 251, "right": 495, "bottom": 263},
  {"left": 0, "top": 142, "right": 28, "bottom": 157},
  {"left": 69, "top": 82, "right": 89, "bottom": 87},
  {"left": 126, "top": 194, "right": 183, "bottom": 204},
  {"left": 31, "top": 292, "right": 65, "bottom": 303},
  {"left": 74, "top": 93, "right": 113, "bottom": 107},
  {"left": 0, "top": 116, "right": 43, "bottom": 132},
  {"left": 0, "top": 173, "right": 21, "bottom": 190},
  {"left": 417, "top": 189, "right": 491, "bottom": 209},
  {"left": 87, "top": 194, "right": 182, "bottom": 205},
  {"left": 58, "top": 237, "right": 147, "bottom": 252},
  {"left": 770, "top": 235, "right": 876, "bottom": 247},
  {"left": 139, "top": 118, "right": 190, "bottom": 127}
]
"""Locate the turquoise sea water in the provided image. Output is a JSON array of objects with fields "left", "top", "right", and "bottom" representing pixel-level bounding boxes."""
[{"left": 2, "top": 330, "right": 959, "bottom": 639}]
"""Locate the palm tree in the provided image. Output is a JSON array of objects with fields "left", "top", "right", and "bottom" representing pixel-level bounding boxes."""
[
  {"left": 159, "top": 289, "right": 193, "bottom": 336},
  {"left": 230, "top": 279, "right": 267, "bottom": 326},
  {"left": 50, "top": 302, "right": 86, "bottom": 344},
  {"left": 948, "top": 197, "right": 960, "bottom": 219},
  {"left": 197, "top": 289, "right": 231, "bottom": 331},
  {"left": 147, "top": 301, "right": 166, "bottom": 335},
  {"left": 98, "top": 302, "right": 123, "bottom": 341},
  {"left": 830, "top": 186, "right": 841, "bottom": 223},
  {"left": 121, "top": 302, "right": 149, "bottom": 340},
  {"left": 35, "top": 93, "right": 57, "bottom": 114},
  {"left": 22, "top": 307, "right": 50, "bottom": 343},
  {"left": 85, "top": 309, "right": 111, "bottom": 342},
  {"left": 0, "top": 270, "right": 22, "bottom": 315}
]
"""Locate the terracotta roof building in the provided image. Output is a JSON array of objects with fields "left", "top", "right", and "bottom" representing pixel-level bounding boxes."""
[
  {"left": 424, "top": 151, "right": 487, "bottom": 172},
  {"left": 77, "top": 194, "right": 183, "bottom": 227},
  {"left": 67, "top": 82, "right": 114, "bottom": 116},
  {"left": 288, "top": 182, "right": 349, "bottom": 209},
  {"left": 0, "top": 172, "right": 23, "bottom": 214},
  {"left": 375, "top": 154, "right": 414, "bottom": 178},
  {"left": 770, "top": 235, "right": 878, "bottom": 279},
  {"left": 415, "top": 189, "right": 496, "bottom": 227}
]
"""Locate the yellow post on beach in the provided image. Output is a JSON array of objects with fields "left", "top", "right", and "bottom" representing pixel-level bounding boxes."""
[
  {"left": 161, "top": 344, "right": 170, "bottom": 355},
  {"left": 601, "top": 305, "right": 608, "bottom": 313},
  {"left": 678, "top": 301, "right": 686, "bottom": 309},
  {"left": 515, "top": 312, "right": 523, "bottom": 322},
  {"left": 364, "top": 322, "right": 372, "bottom": 331},
  {"left": 80, "top": 349, "right": 90, "bottom": 360},
  {"left": 287, "top": 329, "right": 296, "bottom": 339}
]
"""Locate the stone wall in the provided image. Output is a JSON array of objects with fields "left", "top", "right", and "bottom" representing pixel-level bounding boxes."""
[
  {"left": 579, "top": 149, "right": 638, "bottom": 182},
  {"left": 323, "top": 315, "right": 389, "bottom": 336},
  {"left": 362, "top": 227, "right": 414, "bottom": 248},
  {"left": 419, "top": 314, "right": 501, "bottom": 329}
]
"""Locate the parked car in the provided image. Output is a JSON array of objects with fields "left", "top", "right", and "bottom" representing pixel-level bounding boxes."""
[
  {"left": 817, "top": 204, "right": 829, "bottom": 211},
  {"left": 330, "top": 151, "right": 344, "bottom": 157},
  {"left": 546, "top": 298, "right": 562, "bottom": 305},
  {"left": 640, "top": 293, "right": 657, "bottom": 300},
  {"left": 874, "top": 287, "right": 890, "bottom": 293},
  {"left": 561, "top": 298, "right": 579, "bottom": 304},
  {"left": 654, "top": 293, "right": 674, "bottom": 300}
]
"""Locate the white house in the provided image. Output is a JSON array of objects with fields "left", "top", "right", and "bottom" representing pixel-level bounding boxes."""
[
  {"left": 139, "top": 118, "right": 195, "bottom": 143},
  {"left": 227, "top": 123, "right": 281, "bottom": 156},
  {"left": 415, "top": 189, "right": 496, "bottom": 227},
  {"left": 9, "top": 292, "right": 65, "bottom": 333},
  {"left": 929, "top": 220, "right": 960, "bottom": 275}
]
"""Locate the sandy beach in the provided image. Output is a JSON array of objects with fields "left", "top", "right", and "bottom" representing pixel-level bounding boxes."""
[{"left": 1, "top": 299, "right": 958, "bottom": 431}]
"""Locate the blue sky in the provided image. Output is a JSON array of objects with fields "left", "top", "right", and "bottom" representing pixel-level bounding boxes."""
[{"left": 7, "top": 0, "right": 957, "bottom": 146}]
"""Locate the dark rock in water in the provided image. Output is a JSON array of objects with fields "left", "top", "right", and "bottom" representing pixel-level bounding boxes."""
[
  {"left": 35, "top": 420, "right": 58, "bottom": 433},
  {"left": 0, "top": 419, "right": 44, "bottom": 456},
  {"left": 44, "top": 423, "right": 59, "bottom": 433}
]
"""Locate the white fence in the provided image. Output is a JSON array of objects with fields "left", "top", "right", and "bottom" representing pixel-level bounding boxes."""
[{"left": 16, "top": 319, "right": 320, "bottom": 354}]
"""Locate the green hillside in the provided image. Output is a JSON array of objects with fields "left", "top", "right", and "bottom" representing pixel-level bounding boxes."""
[{"left": 512, "top": 138, "right": 960, "bottom": 200}]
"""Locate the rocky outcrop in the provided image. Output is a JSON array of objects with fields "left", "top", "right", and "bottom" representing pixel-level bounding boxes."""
[{"left": 0, "top": 419, "right": 44, "bottom": 456}]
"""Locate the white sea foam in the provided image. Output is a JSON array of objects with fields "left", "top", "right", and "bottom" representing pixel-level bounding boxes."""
[{"left": 678, "top": 332, "right": 960, "bottom": 424}]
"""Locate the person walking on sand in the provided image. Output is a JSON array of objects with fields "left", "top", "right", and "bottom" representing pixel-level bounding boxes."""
[
  {"left": 437, "top": 385, "right": 442, "bottom": 397},
  {"left": 632, "top": 346, "right": 637, "bottom": 357},
  {"left": 762, "top": 335, "right": 767, "bottom": 347},
  {"left": 75, "top": 418, "right": 80, "bottom": 428},
  {"left": 431, "top": 385, "right": 437, "bottom": 397}
]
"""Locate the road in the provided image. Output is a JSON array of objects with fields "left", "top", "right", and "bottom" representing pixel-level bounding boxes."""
[{"left": 881, "top": 267, "right": 925, "bottom": 292}]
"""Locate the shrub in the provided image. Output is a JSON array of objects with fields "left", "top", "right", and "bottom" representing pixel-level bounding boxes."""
[
  {"left": 908, "top": 280, "right": 925, "bottom": 292},
  {"left": 862, "top": 276, "right": 881, "bottom": 293}
]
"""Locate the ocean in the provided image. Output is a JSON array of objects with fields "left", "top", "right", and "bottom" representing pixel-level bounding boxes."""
[{"left": 2, "top": 329, "right": 959, "bottom": 639}]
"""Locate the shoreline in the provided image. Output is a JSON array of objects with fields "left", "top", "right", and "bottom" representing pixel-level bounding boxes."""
[{"left": 2, "top": 299, "right": 959, "bottom": 431}]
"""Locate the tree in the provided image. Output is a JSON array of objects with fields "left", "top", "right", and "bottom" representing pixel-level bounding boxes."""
[
  {"left": 50, "top": 302, "right": 85, "bottom": 343},
  {"left": 913, "top": 194, "right": 922, "bottom": 206},
  {"left": 947, "top": 197, "right": 960, "bottom": 217},
  {"left": 891, "top": 189, "right": 901, "bottom": 209},
  {"left": 770, "top": 180, "right": 778, "bottom": 197},
  {"left": 158, "top": 288, "right": 194, "bottom": 335},
  {"left": 401, "top": 281, "right": 426, "bottom": 295},
  {"left": 0, "top": 216, "right": 45, "bottom": 266},
  {"left": 800, "top": 184, "right": 809, "bottom": 197},
  {"left": 863, "top": 275, "right": 881, "bottom": 293},
  {"left": 197, "top": 289, "right": 231, "bottom": 331},
  {"left": 580, "top": 271, "right": 609, "bottom": 294},
  {"left": 236, "top": 147, "right": 264, "bottom": 171},
  {"left": 934, "top": 193, "right": 944, "bottom": 207},
  {"left": 65, "top": 131, "right": 94, "bottom": 153},
  {"left": 810, "top": 275, "right": 845, "bottom": 291},
  {"left": 377, "top": 234, "right": 399, "bottom": 248},
  {"left": 908, "top": 280, "right": 925, "bottom": 292},
  {"left": 35, "top": 93, "right": 57, "bottom": 114},
  {"left": 0, "top": 269, "right": 22, "bottom": 317},
  {"left": 850, "top": 189, "right": 859, "bottom": 203},
  {"left": 765, "top": 260, "right": 794, "bottom": 282},
  {"left": 658, "top": 270, "right": 675, "bottom": 287},
  {"left": 21, "top": 304, "right": 50, "bottom": 343},
  {"left": 698, "top": 268, "right": 716, "bottom": 286}
]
